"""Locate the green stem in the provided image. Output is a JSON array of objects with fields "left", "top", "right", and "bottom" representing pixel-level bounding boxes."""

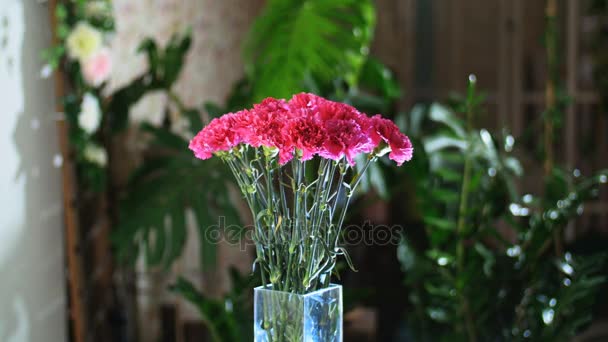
[{"left": 456, "top": 79, "right": 477, "bottom": 342}]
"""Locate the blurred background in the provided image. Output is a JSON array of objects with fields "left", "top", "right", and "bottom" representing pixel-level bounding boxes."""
[{"left": 1, "top": 0, "right": 608, "bottom": 341}]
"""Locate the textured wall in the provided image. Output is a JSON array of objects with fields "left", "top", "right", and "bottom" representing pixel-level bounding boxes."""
[
  {"left": 0, "top": 1, "right": 65, "bottom": 341},
  {"left": 110, "top": 0, "right": 264, "bottom": 108}
]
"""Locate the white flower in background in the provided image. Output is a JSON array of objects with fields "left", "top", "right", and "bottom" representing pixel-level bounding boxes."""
[
  {"left": 83, "top": 143, "right": 108, "bottom": 167},
  {"left": 66, "top": 22, "right": 103, "bottom": 61},
  {"left": 79, "top": 93, "right": 102, "bottom": 134},
  {"left": 82, "top": 48, "right": 112, "bottom": 87}
]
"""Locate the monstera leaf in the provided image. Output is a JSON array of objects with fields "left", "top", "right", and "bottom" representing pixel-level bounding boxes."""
[
  {"left": 244, "top": 0, "right": 376, "bottom": 101},
  {"left": 112, "top": 123, "right": 241, "bottom": 269}
]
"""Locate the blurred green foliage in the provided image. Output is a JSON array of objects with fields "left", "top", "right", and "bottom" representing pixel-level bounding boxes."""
[{"left": 396, "top": 78, "right": 607, "bottom": 342}]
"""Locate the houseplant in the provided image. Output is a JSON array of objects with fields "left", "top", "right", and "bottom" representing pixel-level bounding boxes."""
[
  {"left": 396, "top": 78, "right": 608, "bottom": 341},
  {"left": 189, "top": 92, "right": 412, "bottom": 341}
]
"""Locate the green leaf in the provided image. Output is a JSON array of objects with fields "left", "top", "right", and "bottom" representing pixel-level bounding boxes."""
[
  {"left": 113, "top": 147, "right": 237, "bottom": 269},
  {"left": 141, "top": 123, "right": 187, "bottom": 149},
  {"left": 163, "top": 32, "right": 192, "bottom": 87},
  {"left": 244, "top": 0, "right": 376, "bottom": 101},
  {"left": 397, "top": 237, "right": 417, "bottom": 272},
  {"left": 168, "top": 208, "right": 187, "bottom": 266},
  {"left": 424, "top": 135, "right": 467, "bottom": 154},
  {"left": 428, "top": 103, "right": 466, "bottom": 138},
  {"left": 358, "top": 57, "right": 402, "bottom": 99},
  {"left": 435, "top": 168, "right": 462, "bottom": 182},
  {"left": 181, "top": 108, "right": 203, "bottom": 133},
  {"left": 473, "top": 243, "right": 495, "bottom": 277},
  {"left": 368, "top": 162, "right": 388, "bottom": 199},
  {"left": 430, "top": 188, "right": 459, "bottom": 204},
  {"left": 192, "top": 194, "right": 218, "bottom": 269},
  {"left": 55, "top": 4, "right": 67, "bottom": 20},
  {"left": 423, "top": 216, "right": 456, "bottom": 231},
  {"left": 204, "top": 102, "right": 225, "bottom": 120}
]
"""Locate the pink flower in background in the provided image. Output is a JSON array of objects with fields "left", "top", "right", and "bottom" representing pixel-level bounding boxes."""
[
  {"left": 82, "top": 48, "right": 112, "bottom": 87},
  {"left": 370, "top": 115, "right": 413, "bottom": 165}
]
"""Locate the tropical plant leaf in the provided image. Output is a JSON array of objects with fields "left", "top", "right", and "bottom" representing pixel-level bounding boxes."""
[
  {"left": 244, "top": 0, "right": 376, "bottom": 101},
  {"left": 113, "top": 129, "right": 240, "bottom": 269}
]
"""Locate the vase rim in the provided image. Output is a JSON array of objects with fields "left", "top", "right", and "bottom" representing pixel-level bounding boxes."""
[{"left": 254, "top": 283, "right": 342, "bottom": 297}]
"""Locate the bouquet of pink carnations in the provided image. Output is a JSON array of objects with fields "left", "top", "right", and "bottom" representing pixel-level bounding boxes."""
[{"left": 189, "top": 93, "right": 412, "bottom": 294}]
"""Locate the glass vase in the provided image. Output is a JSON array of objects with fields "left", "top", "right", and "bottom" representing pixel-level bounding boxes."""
[{"left": 254, "top": 284, "right": 342, "bottom": 342}]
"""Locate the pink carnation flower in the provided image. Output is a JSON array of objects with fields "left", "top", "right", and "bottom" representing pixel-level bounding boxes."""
[
  {"left": 320, "top": 118, "right": 371, "bottom": 165},
  {"left": 289, "top": 93, "right": 376, "bottom": 164},
  {"left": 189, "top": 93, "right": 412, "bottom": 167},
  {"left": 82, "top": 48, "right": 111, "bottom": 87},
  {"left": 248, "top": 98, "right": 295, "bottom": 164},
  {"left": 284, "top": 116, "right": 326, "bottom": 161},
  {"left": 189, "top": 113, "right": 243, "bottom": 160},
  {"left": 370, "top": 115, "right": 414, "bottom": 165},
  {"left": 288, "top": 93, "right": 324, "bottom": 111}
]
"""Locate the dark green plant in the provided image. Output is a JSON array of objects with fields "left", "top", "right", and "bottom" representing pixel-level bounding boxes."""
[{"left": 397, "top": 78, "right": 607, "bottom": 342}]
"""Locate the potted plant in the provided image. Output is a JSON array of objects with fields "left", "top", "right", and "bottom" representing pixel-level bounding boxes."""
[{"left": 189, "top": 93, "right": 412, "bottom": 341}]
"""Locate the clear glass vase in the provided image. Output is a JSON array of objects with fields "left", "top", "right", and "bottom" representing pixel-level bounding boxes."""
[{"left": 254, "top": 284, "right": 343, "bottom": 342}]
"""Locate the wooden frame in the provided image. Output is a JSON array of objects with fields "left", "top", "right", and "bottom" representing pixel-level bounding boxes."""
[{"left": 49, "top": 0, "right": 87, "bottom": 341}]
